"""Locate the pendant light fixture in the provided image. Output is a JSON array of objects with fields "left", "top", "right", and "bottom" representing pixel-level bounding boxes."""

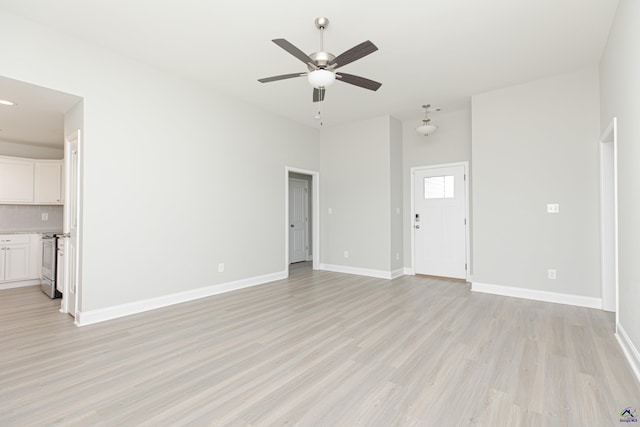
[{"left": 416, "top": 104, "right": 440, "bottom": 136}]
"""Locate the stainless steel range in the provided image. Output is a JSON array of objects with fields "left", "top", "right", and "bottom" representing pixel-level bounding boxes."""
[{"left": 41, "top": 233, "right": 61, "bottom": 298}]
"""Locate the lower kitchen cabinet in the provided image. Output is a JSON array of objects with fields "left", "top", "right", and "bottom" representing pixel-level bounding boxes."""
[{"left": 0, "top": 234, "right": 42, "bottom": 284}]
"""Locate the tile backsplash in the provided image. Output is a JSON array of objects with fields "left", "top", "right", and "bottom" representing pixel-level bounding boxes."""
[{"left": 0, "top": 205, "right": 63, "bottom": 232}]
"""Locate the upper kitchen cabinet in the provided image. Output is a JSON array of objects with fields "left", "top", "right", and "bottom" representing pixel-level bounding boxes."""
[
  {"left": 0, "top": 155, "right": 63, "bottom": 205},
  {"left": 34, "top": 161, "right": 64, "bottom": 205},
  {"left": 0, "top": 157, "right": 34, "bottom": 203}
]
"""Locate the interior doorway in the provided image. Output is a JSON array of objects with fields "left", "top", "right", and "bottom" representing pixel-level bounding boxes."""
[
  {"left": 285, "top": 167, "right": 319, "bottom": 275},
  {"left": 0, "top": 75, "right": 83, "bottom": 320},
  {"left": 600, "top": 117, "right": 618, "bottom": 329},
  {"left": 289, "top": 176, "right": 309, "bottom": 263}
]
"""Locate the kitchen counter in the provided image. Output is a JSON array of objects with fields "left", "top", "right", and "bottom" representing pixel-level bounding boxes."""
[{"left": 0, "top": 230, "right": 63, "bottom": 235}]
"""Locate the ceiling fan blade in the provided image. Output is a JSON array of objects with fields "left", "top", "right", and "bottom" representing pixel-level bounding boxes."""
[
  {"left": 258, "top": 73, "right": 304, "bottom": 83},
  {"left": 336, "top": 72, "right": 382, "bottom": 91},
  {"left": 313, "top": 88, "right": 326, "bottom": 103},
  {"left": 272, "top": 39, "right": 313, "bottom": 65},
  {"left": 329, "top": 40, "right": 378, "bottom": 69}
]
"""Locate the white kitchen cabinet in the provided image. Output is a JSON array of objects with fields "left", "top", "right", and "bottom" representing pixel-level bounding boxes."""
[
  {"left": 34, "top": 161, "right": 64, "bottom": 205},
  {"left": 0, "top": 234, "right": 41, "bottom": 284},
  {"left": 0, "top": 157, "right": 34, "bottom": 203},
  {"left": 0, "top": 234, "right": 31, "bottom": 282},
  {"left": 0, "top": 156, "right": 64, "bottom": 205},
  {"left": 29, "top": 234, "right": 42, "bottom": 279}
]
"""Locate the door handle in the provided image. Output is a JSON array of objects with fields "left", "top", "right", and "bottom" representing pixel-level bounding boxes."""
[
  {"left": 290, "top": 224, "right": 294, "bottom": 228},
  {"left": 415, "top": 225, "right": 420, "bottom": 229}
]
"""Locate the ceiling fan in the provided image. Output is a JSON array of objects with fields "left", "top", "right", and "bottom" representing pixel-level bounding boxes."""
[{"left": 258, "top": 17, "right": 382, "bottom": 103}]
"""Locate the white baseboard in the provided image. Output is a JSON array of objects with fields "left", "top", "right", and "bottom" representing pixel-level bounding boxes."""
[
  {"left": 390, "top": 268, "right": 404, "bottom": 279},
  {"left": 0, "top": 279, "right": 41, "bottom": 290},
  {"left": 319, "top": 263, "right": 399, "bottom": 280},
  {"left": 471, "top": 282, "right": 602, "bottom": 309},
  {"left": 403, "top": 267, "right": 414, "bottom": 276},
  {"left": 75, "top": 270, "right": 287, "bottom": 327},
  {"left": 616, "top": 323, "right": 640, "bottom": 386}
]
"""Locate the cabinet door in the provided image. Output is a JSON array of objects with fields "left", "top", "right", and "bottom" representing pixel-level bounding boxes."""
[
  {"left": 4, "top": 244, "right": 30, "bottom": 281},
  {"left": 0, "top": 159, "right": 34, "bottom": 203},
  {"left": 0, "top": 249, "right": 5, "bottom": 281},
  {"left": 34, "top": 162, "right": 63, "bottom": 205},
  {"left": 29, "top": 235, "right": 42, "bottom": 279}
]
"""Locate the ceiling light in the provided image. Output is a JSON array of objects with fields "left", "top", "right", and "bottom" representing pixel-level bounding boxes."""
[
  {"left": 416, "top": 104, "right": 439, "bottom": 136},
  {"left": 0, "top": 99, "right": 17, "bottom": 106},
  {"left": 416, "top": 122, "right": 438, "bottom": 136},
  {"left": 307, "top": 69, "right": 335, "bottom": 88}
]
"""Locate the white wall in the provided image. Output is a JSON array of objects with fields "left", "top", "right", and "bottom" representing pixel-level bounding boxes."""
[
  {"left": 0, "top": 11, "right": 320, "bottom": 313},
  {"left": 402, "top": 109, "right": 472, "bottom": 270},
  {"left": 320, "top": 115, "right": 398, "bottom": 275},
  {"left": 389, "top": 117, "right": 403, "bottom": 274},
  {"left": 599, "top": 0, "right": 640, "bottom": 364},
  {"left": 471, "top": 66, "right": 601, "bottom": 298},
  {"left": 0, "top": 140, "right": 63, "bottom": 159}
]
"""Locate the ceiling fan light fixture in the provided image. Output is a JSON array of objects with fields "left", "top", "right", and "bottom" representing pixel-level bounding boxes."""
[{"left": 307, "top": 69, "right": 336, "bottom": 88}]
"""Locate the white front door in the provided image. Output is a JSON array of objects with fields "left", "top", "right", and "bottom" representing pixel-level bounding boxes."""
[
  {"left": 289, "top": 178, "right": 308, "bottom": 263},
  {"left": 62, "top": 131, "right": 81, "bottom": 318},
  {"left": 413, "top": 164, "right": 467, "bottom": 279}
]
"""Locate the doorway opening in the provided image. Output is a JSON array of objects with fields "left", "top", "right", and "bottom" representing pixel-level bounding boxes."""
[
  {"left": 285, "top": 167, "right": 319, "bottom": 275},
  {"left": 0, "top": 75, "right": 83, "bottom": 321},
  {"left": 600, "top": 117, "right": 618, "bottom": 330}
]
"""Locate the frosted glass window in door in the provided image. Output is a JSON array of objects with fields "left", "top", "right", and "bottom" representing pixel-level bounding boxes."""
[{"left": 424, "top": 176, "right": 454, "bottom": 199}]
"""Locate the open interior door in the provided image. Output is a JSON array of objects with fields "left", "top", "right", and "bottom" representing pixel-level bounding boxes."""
[{"left": 62, "top": 131, "right": 81, "bottom": 318}]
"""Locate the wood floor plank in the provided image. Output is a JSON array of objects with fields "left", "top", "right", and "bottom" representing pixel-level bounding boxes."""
[{"left": 1, "top": 262, "right": 639, "bottom": 426}]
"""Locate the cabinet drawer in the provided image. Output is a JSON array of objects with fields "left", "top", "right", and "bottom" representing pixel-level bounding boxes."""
[{"left": 0, "top": 235, "right": 30, "bottom": 245}]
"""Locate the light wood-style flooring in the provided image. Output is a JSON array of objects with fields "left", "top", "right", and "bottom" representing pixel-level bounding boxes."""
[{"left": 1, "top": 263, "right": 639, "bottom": 426}]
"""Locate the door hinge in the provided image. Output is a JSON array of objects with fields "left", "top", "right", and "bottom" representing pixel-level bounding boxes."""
[
  {"left": 464, "top": 218, "right": 467, "bottom": 225},
  {"left": 464, "top": 174, "right": 466, "bottom": 180},
  {"left": 465, "top": 263, "right": 467, "bottom": 270}
]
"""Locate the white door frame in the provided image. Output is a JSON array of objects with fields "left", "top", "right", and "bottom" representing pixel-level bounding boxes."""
[
  {"left": 61, "top": 129, "right": 83, "bottom": 323},
  {"left": 285, "top": 167, "right": 320, "bottom": 273},
  {"left": 410, "top": 162, "right": 470, "bottom": 280},
  {"left": 599, "top": 117, "right": 618, "bottom": 325}
]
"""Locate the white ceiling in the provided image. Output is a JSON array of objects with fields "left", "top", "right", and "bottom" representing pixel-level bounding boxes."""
[
  {"left": 0, "top": 0, "right": 619, "bottom": 140},
  {"left": 0, "top": 76, "right": 81, "bottom": 148}
]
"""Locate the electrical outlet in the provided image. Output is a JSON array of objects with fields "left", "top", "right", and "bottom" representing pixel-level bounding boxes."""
[
  {"left": 218, "top": 263, "right": 224, "bottom": 273},
  {"left": 547, "top": 204, "right": 560, "bottom": 213},
  {"left": 396, "top": 252, "right": 400, "bottom": 261},
  {"left": 343, "top": 250, "right": 349, "bottom": 258},
  {"left": 41, "top": 213, "right": 48, "bottom": 221},
  {"left": 547, "top": 269, "right": 557, "bottom": 280}
]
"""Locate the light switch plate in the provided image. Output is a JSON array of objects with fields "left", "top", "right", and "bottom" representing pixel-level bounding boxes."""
[
  {"left": 41, "top": 213, "right": 48, "bottom": 221},
  {"left": 548, "top": 269, "right": 557, "bottom": 280}
]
